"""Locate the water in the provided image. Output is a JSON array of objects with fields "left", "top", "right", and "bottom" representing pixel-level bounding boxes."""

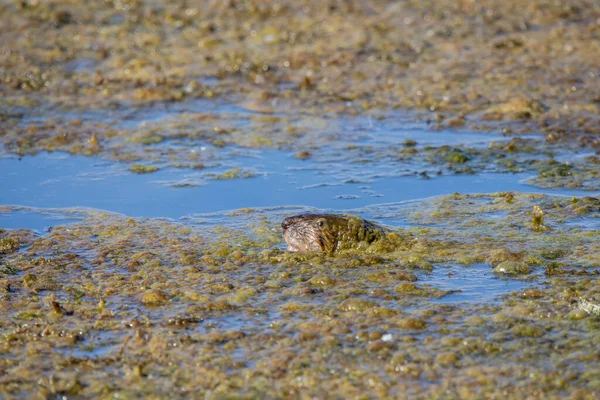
[
  {"left": 0, "top": 208, "right": 84, "bottom": 233},
  {"left": 0, "top": 150, "right": 593, "bottom": 222},
  {"left": 19, "top": 98, "right": 283, "bottom": 129},
  {"left": 425, "top": 264, "right": 536, "bottom": 303}
]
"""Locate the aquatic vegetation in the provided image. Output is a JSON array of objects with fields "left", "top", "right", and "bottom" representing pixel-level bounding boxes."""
[
  {"left": 532, "top": 205, "right": 547, "bottom": 231},
  {"left": 3, "top": 108, "right": 596, "bottom": 192},
  {"left": 0, "top": 236, "right": 20, "bottom": 253},
  {"left": 0, "top": 0, "right": 598, "bottom": 138},
  {"left": 212, "top": 168, "right": 255, "bottom": 180},
  {"left": 0, "top": 192, "right": 598, "bottom": 398},
  {"left": 129, "top": 164, "right": 160, "bottom": 174},
  {"left": 482, "top": 98, "right": 549, "bottom": 120},
  {"left": 492, "top": 261, "right": 531, "bottom": 275}
]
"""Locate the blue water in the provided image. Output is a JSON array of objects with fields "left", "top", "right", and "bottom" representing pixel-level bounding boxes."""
[
  {"left": 1, "top": 151, "right": 593, "bottom": 223},
  {"left": 0, "top": 209, "right": 83, "bottom": 233},
  {"left": 426, "top": 264, "right": 537, "bottom": 303}
]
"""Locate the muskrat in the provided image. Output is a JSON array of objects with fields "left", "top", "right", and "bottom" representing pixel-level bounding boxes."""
[{"left": 281, "top": 213, "right": 387, "bottom": 253}]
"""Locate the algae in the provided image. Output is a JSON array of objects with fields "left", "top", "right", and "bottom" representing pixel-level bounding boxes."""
[{"left": 0, "top": 194, "right": 598, "bottom": 398}]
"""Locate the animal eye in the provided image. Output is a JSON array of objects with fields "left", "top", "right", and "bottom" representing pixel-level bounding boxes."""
[{"left": 317, "top": 220, "right": 324, "bottom": 227}]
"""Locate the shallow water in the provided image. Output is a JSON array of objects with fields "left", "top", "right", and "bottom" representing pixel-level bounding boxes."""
[
  {"left": 1, "top": 148, "right": 594, "bottom": 221},
  {"left": 425, "top": 264, "right": 536, "bottom": 303},
  {"left": 0, "top": 208, "right": 84, "bottom": 233}
]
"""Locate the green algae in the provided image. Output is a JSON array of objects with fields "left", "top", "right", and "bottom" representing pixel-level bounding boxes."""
[
  {"left": 338, "top": 298, "right": 378, "bottom": 312},
  {"left": 482, "top": 98, "right": 549, "bottom": 120},
  {"left": 493, "top": 261, "right": 531, "bottom": 275},
  {"left": 442, "top": 149, "right": 470, "bottom": 164},
  {"left": 1, "top": 104, "right": 596, "bottom": 192},
  {"left": 140, "top": 289, "right": 170, "bottom": 306},
  {"left": 0, "top": 194, "right": 598, "bottom": 398},
  {"left": 129, "top": 134, "right": 165, "bottom": 146},
  {"left": 213, "top": 168, "right": 255, "bottom": 180},
  {"left": 129, "top": 164, "right": 160, "bottom": 174},
  {"left": 1, "top": 0, "right": 599, "bottom": 140}
]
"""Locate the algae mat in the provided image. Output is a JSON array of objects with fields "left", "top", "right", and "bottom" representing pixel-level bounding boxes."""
[
  {"left": 1, "top": 193, "right": 599, "bottom": 399},
  {"left": 1, "top": 0, "right": 599, "bottom": 139}
]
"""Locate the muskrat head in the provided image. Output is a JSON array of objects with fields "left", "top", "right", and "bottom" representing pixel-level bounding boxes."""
[{"left": 281, "top": 214, "right": 341, "bottom": 253}]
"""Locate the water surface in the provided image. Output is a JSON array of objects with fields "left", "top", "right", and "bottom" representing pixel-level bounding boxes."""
[{"left": 1, "top": 149, "right": 594, "bottom": 221}]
